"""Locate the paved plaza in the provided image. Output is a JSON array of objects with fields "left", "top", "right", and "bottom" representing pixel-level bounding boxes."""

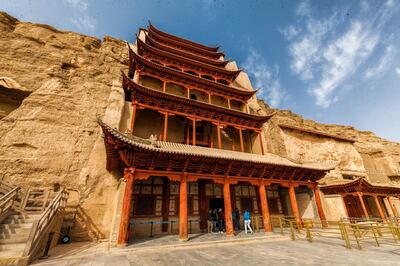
[{"left": 32, "top": 232, "right": 400, "bottom": 266}]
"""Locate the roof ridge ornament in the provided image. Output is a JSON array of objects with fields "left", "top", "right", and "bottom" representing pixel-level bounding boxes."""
[{"left": 149, "top": 134, "right": 160, "bottom": 148}]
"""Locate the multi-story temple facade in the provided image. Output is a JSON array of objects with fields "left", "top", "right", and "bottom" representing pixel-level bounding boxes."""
[{"left": 99, "top": 24, "right": 400, "bottom": 245}]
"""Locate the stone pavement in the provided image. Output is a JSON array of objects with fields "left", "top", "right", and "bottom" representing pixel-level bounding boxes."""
[{"left": 32, "top": 232, "right": 400, "bottom": 266}]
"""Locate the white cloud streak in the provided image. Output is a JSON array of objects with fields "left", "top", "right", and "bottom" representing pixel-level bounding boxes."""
[
  {"left": 282, "top": 0, "right": 399, "bottom": 108},
  {"left": 395, "top": 67, "right": 400, "bottom": 77},
  {"left": 243, "top": 48, "right": 286, "bottom": 107},
  {"left": 64, "top": 0, "right": 95, "bottom": 32},
  {"left": 365, "top": 45, "right": 395, "bottom": 79}
]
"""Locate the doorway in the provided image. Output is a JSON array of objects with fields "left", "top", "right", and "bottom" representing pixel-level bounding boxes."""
[{"left": 209, "top": 198, "right": 224, "bottom": 211}]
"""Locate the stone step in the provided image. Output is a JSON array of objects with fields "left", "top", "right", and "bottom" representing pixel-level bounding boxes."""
[
  {"left": 3, "top": 217, "right": 36, "bottom": 224},
  {"left": 0, "top": 227, "right": 31, "bottom": 236},
  {"left": 0, "top": 243, "right": 25, "bottom": 251},
  {"left": 0, "top": 232, "right": 29, "bottom": 240},
  {"left": 0, "top": 235, "right": 29, "bottom": 244},
  {"left": 0, "top": 249, "right": 23, "bottom": 258},
  {"left": 0, "top": 223, "right": 33, "bottom": 230},
  {"left": 7, "top": 214, "right": 41, "bottom": 219}
]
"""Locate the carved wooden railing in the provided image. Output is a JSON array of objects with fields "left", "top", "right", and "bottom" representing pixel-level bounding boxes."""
[
  {"left": 0, "top": 186, "right": 21, "bottom": 221},
  {"left": 23, "top": 188, "right": 69, "bottom": 259}
]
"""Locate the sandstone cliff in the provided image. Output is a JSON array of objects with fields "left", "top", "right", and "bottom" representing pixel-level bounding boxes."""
[{"left": 1, "top": 11, "right": 399, "bottom": 240}]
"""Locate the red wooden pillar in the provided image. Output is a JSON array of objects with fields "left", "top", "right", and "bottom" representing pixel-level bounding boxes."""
[
  {"left": 130, "top": 103, "right": 137, "bottom": 132},
  {"left": 288, "top": 183, "right": 301, "bottom": 226},
  {"left": 373, "top": 195, "right": 386, "bottom": 222},
  {"left": 313, "top": 185, "right": 327, "bottom": 226},
  {"left": 208, "top": 93, "right": 212, "bottom": 104},
  {"left": 357, "top": 192, "right": 369, "bottom": 219},
  {"left": 387, "top": 196, "right": 398, "bottom": 217},
  {"left": 162, "top": 80, "right": 166, "bottom": 93},
  {"left": 258, "top": 131, "right": 265, "bottom": 155},
  {"left": 238, "top": 128, "right": 244, "bottom": 152},
  {"left": 217, "top": 124, "right": 222, "bottom": 149},
  {"left": 163, "top": 112, "right": 168, "bottom": 141},
  {"left": 258, "top": 183, "right": 272, "bottom": 232},
  {"left": 179, "top": 174, "right": 188, "bottom": 240},
  {"left": 223, "top": 178, "right": 234, "bottom": 236},
  {"left": 192, "top": 119, "right": 196, "bottom": 146},
  {"left": 117, "top": 168, "right": 135, "bottom": 246},
  {"left": 341, "top": 194, "right": 350, "bottom": 218}
]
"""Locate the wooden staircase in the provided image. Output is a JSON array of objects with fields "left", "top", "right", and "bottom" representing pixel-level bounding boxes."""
[{"left": 0, "top": 180, "right": 68, "bottom": 265}]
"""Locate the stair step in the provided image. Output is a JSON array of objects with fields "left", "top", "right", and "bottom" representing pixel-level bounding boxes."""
[
  {"left": 0, "top": 243, "right": 25, "bottom": 251},
  {"left": 0, "top": 232, "right": 29, "bottom": 240},
  {"left": 0, "top": 223, "right": 33, "bottom": 230},
  {"left": 0, "top": 227, "right": 31, "bottom": 236},
  {"left": 0, "top": 235, "right": 29, "bottom": 244},
  {"left": 0, "top": 249, "right": 23, "bottom": 258},
  {"left": 2, "top": 217, "right": 36, "bottom": 224}
]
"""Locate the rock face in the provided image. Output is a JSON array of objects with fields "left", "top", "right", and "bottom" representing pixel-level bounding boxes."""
[
  {"left": 0, "top": 11, "right": 399, "bottom": 240},
  {"left": 0, "top": 11, "right": 128, "bottom": 240}
]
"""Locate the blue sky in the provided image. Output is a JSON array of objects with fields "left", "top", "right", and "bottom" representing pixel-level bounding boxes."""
[{"left": 1, "top": 0, "right": 400, "bottom": 141}]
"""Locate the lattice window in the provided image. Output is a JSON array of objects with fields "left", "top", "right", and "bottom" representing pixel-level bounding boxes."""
[{"left": 134, "top": 195, "right": 156, "bottom": 216}]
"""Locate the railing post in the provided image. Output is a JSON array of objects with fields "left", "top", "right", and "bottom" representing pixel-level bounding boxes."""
[
  {"left": 23, "top": 220, "right": 39, "bottom": 256},
  {"left": 306, "top": 224, "right": 312, "bottom": 242},
  {"left": 21, "top": 187, "right": 31, "bottom": 211},
  {"left": 290, "top": 221, "right": 295, "bottom": 240},
  {"left": 370, "top": 224, "right": 380, "bottom": 247}
]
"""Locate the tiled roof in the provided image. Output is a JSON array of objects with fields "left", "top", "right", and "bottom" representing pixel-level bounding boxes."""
[{"left": 99, "top": 119, "right": 336, "bottom": 172}]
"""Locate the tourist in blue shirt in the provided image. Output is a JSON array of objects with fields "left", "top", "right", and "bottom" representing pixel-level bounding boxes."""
[{"left": 243, "top": 209, "right": 253, "bottom": 234}]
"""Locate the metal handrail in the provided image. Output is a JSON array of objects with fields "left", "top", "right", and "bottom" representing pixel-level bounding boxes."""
[
  {"left": 0, "top": 186, "right": 21, "bottom": 218},
  {"left": 23, "top": 188, "right": 69, "bottom": 258}
]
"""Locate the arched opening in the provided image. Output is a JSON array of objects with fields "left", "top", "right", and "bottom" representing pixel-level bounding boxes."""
[
  {"left": 230, "top": 99, "right": 245, "bottom": 112},
  {"left": 216, "top": 79, "right": 229, "bottom": 85},
  {"left": 165, "top": 82, "right": 186, "bottom": 97},
  {"left": 210, "top": 95, "right": 229, "bottom": 108},
  {"left": 138, "top": 75, "right": 163, "bottom": 91},
  {"left": 0, "top": 77, "right": 31, "bottom": 120},
  {"left": 189, "top": 89, "right": 208, "bottom": 103}
]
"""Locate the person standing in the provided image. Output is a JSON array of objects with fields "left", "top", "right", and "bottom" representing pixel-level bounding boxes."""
[
  {"left": 232, "top": 209, "right": 236, "bottom": 231},
  {"left": 218, "top": 208, "right": 224, "bottom": 233},
  {"left": 212, "top": 209, "right": 218, "bottom": 232},
  {"left": 244, "top": 209, "right": 253, "bottom": 234},
  {"left": 207, "top": 209, "right": 213, "bottom": 233},
  {"left": 234, "top": 208, "right": 240, "bottom": 231}
]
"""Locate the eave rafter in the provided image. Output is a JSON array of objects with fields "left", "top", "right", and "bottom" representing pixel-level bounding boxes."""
[
  {"left": 148, "top": 24, "right": 220, "bottom": 52},
  {"left": 122, "top": 73, "right": 272, "bottom": 129},
  {"left": 136, "top": 37, "right": 241, "bottom": 82},
  {"left": 321, "top": 178, "right": 400, "bottom": 196},
  {"left": 147, "top": 27, "right": 224, "bottom": 59},
  {"left": 144, "top": 33, "right": 229, "bottom": 67},
  {"left": 99, "top": 120, "right": 331, "bottom": 185},
  {"left": 128, "top": 48, "right": 254, "bottom": 100}
]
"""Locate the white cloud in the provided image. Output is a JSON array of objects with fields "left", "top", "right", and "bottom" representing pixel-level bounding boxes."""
[
  {"left": 364, "top": 45, "right": 395, "bottom": 79},
  {"left": 64, "top": 0, "right": 95, "bottom": 32},
  {"left": 296, "top": 0, "right": 311, "bottom": 17},
  {"left": 65, "top": 0, "right": 88, "bottom": 11},
  {"left": 243, "top": 48, "right": 286, "bottom": 107},
  {"left": 282, "top": 1, "right": 398, "bottom": 108},
  {"left": 70, "top": 16, "right": 95, "bottom": 31},
  {"left": 312, "top": 22, "right": 378, "bottom": 107},
  {"left": 395, "top": 67, "right": 400, "bottom": 77},
  {"left": 280, "top": 25, "right": 301, "bottom": 41},
  {"left": 288, "top": 14, "right": 338, "bottom": 81}
]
